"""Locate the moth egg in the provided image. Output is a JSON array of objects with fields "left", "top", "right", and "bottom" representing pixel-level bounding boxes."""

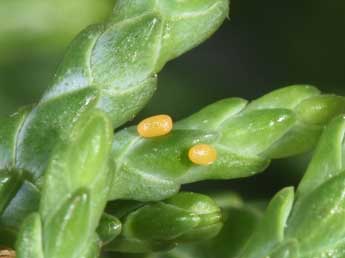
[
  {"left": 137, "top": 114, "right": 173, "bottom": 138},
  {"left": 188, "top": 144, "right": 217, "bottom": 165}
]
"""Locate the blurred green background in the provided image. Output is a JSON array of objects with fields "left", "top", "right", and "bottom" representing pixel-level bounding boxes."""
[{"left": 1, "top": 0, "right": 344, "bottom": 199}]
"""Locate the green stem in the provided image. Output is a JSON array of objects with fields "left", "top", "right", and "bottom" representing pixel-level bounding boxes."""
[{"left": 109, "top": 85, "right": 345, "bottom": 201}]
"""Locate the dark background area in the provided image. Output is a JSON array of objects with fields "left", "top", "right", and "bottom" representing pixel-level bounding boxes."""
[{"left": 1, "top": 0, "right": 344, "bottom": 200}]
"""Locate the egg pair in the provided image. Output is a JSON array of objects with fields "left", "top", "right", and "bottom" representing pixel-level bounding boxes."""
[{"left": 137, "top": 115, "right": 217, "bottom": 166}]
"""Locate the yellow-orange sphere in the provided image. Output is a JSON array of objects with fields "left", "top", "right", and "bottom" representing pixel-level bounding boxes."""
[
  {"left": 137, "top": 114, "right": 173, "bottom": 138},
  {"left": 188, "top": 144, "right": 217, "bottom": 165}
]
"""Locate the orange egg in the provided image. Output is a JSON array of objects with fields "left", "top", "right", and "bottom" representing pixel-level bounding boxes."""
[
  {"left": 188, "top": 144, "right": 217, "bottom": 165},
  {"left": 137, "top": 114, "right": 173, "bottom": 138}
]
